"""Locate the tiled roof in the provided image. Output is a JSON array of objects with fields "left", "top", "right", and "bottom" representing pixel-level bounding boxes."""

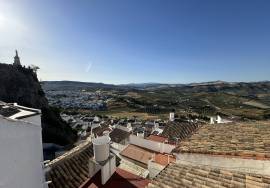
[
  {"left": 80, "top": 168, "right": 150, "bottom": 188},
  {"left": 147, "top": 135, "right": 168, "bottom": 143},
  {"left": 161, "top": 121, "right": 202, "bottom": 142},
  {"left": 46, "top": 142, "right": 94, "bottom": 188},
  {"left": 153, "top": 154, "right": 176, "bottom": 166},
  {"left": 120, "top": 144, "right": 153, "bottom": 165},
  {"left": 120, "top": 144, "right": 175, "bottom": 166},
  {"left": 45, "top": 138, "right": 122, "bottom": 188},
  {"left": 174, "top": 121, "right": 270, "bottom": 160},
  {"left": 109, "top": 128, "right": 130, "bottom": 143},
  {"left": 92, "top": 122, "right": 111, "bottom": 137},
  {"left": 148, "top": 163, "right": 270, "bottom": 188}
]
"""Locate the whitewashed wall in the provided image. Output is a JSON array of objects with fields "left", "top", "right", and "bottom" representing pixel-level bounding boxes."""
[
  {"left": 22, "top": 114, "right": 41, "bottom": 127},
  {"left": 129, "top": 135, "right": 175, "bottom": 154},
  {"left": 0, "top": 117, "right": 45, "bottom": 188},
  {"left": 101, "top": 155, "right": 116, "bottom": 185}
]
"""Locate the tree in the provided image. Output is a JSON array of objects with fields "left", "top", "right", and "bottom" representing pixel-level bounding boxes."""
[{"left": 30, "top": 64, "right": 40, "bottom": 73}]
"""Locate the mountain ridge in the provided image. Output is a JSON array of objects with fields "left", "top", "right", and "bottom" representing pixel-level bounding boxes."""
[{"left": 42, "top": 80, "right": 270, "bottom": 91}]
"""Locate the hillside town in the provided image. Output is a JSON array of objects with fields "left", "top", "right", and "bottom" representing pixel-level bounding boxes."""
[
  {"left": 1, "top": 0, "right": 270, "bottom": 187},
  {"left": 2, "top": 98, "right": 270, "bottom": 188},
  {"left": 1, "top": 51, "right": 270, "bottom": 188}
]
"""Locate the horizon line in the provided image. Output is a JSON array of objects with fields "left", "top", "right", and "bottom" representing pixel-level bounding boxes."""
[{"left": 41, "top": 79, "right": 270, "bottom": 86}]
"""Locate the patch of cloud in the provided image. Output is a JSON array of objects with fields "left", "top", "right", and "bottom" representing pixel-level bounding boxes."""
[{"left": 85, "top": 61, "right": 93, "bottom": 73}]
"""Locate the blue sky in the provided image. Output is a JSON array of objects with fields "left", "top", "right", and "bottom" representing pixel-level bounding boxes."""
[{"left": 0, "top": 0, "right": 269, "bottom": 84}]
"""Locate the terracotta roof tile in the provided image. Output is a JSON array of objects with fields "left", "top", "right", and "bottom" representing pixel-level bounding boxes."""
[
  {"left": 147, "top": 135, "right": 168, "bottom": 143},
  {"left": 120, "top": 144, "right": 176, "bottom": 166},
  {"left": 46, "top": 143, "right": 94, "bottom": 188},
  {"left": 109, "top": 128, "right": 130, "bottom": 143},
  {"left": 120, "top": 144, "right": 153, "bottom": 165},
  {"left": 161, "top": 121, "right": 202, "bottom": 142},
  {"left": 153, "top": 154, "right": 176, "bottom": 166},
  {"left": 148, "top": 163, "right": 270, "bottom": 188},
  {"left": 174, "top": 121, "right": 270, "bottom": 160}
]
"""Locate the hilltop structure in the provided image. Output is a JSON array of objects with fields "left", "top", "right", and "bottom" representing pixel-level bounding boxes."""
[
  {"left": 13, "top": 50, "right": 21, "bottom": 67},
  {"left": 0, "top": 52, "right": 77, "bottom": 145}
]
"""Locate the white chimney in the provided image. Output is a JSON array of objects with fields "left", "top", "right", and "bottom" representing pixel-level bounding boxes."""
[
  {"left": 92, "top": 136, "right": 111, "bottom": 162},
  {"left": 91, "top": 136, "right": 116, "bottom": 185},
  {"left": 169, "top": 112, "right": 175, "bottom": 121}
]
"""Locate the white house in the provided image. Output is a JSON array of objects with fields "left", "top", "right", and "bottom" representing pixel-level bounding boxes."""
[
  {"left": 0, "top": 101, "right": 47, "bottom": 188},
  {"left": 210, "top": 115, "right": 232, "bottom": 124}
]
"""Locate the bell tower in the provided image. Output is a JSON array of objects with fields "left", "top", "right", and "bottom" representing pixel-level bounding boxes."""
[{"left": 13, "top": 50, "right": 21, "bottom": 66}]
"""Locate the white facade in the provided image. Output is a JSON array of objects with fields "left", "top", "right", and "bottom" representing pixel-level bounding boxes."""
[
  {"left": 129, "top": 135, "right": 175, "bottom": 154},
  {"left": 210, "top": 115, "right": 232, "bottom": 124},
  {"left": 94, "top": 116, "right": 100, "bottom": 122},
  {"left": 137, "top": 132, "right": 145, "bottom": 138},
  {"left": 0, "top": 115, "right": 45, "bottom": 188},
  {"left": 217, "top": 115, "right": 222, "bottom": 124},
  {"left": 210, "top": 117, "right": 215, "bottom": 124}
]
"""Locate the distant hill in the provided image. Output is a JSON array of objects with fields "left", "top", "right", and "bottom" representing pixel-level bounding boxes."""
[
  {"left": 42, "top": 81, "right": 118, "bottom": 91},
  {"left": 43, "top": 80, "right": 270, "bottom": 95},
  {"left": 173, "top": 81, "right": 270, "bottom": 96},
  {"left": 42, "top": 80, "right": 270, "bottom": 120},
  {"left": 0, "top": 63, "right": 77, "bottom": 145}
]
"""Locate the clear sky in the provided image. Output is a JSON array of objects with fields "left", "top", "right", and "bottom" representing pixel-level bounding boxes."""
[{"left": 0, "top": 0, "right": 269, "bottom": 84}]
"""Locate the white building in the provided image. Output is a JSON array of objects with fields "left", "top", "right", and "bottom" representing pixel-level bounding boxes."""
[
  {"left": 210, "top": 115, "right": 232, "bottom": 124},
  {"left": 0, "top": 101, "right": 47, "bottom": 188}
]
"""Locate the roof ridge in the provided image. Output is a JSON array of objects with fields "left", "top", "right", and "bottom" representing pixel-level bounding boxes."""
[{"left": 47, "top": 138, "right": 92, "bottom": 167}]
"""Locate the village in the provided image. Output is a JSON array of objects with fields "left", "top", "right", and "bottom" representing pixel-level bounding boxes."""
[
  {"left": 45, "top": 90, "right": 108, "bottom": 110},
  {"left": 45, "top": 109, "right": 270, "bottom": 187}
]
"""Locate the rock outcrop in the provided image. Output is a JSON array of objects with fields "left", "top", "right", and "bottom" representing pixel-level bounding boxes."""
[{"left": 0, "top": 63, "right": 77, "bottom": 145}]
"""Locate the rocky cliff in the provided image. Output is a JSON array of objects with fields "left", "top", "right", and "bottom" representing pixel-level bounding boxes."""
[{"left": 0, "top": 63, "right": 77, "bottom": 145}]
